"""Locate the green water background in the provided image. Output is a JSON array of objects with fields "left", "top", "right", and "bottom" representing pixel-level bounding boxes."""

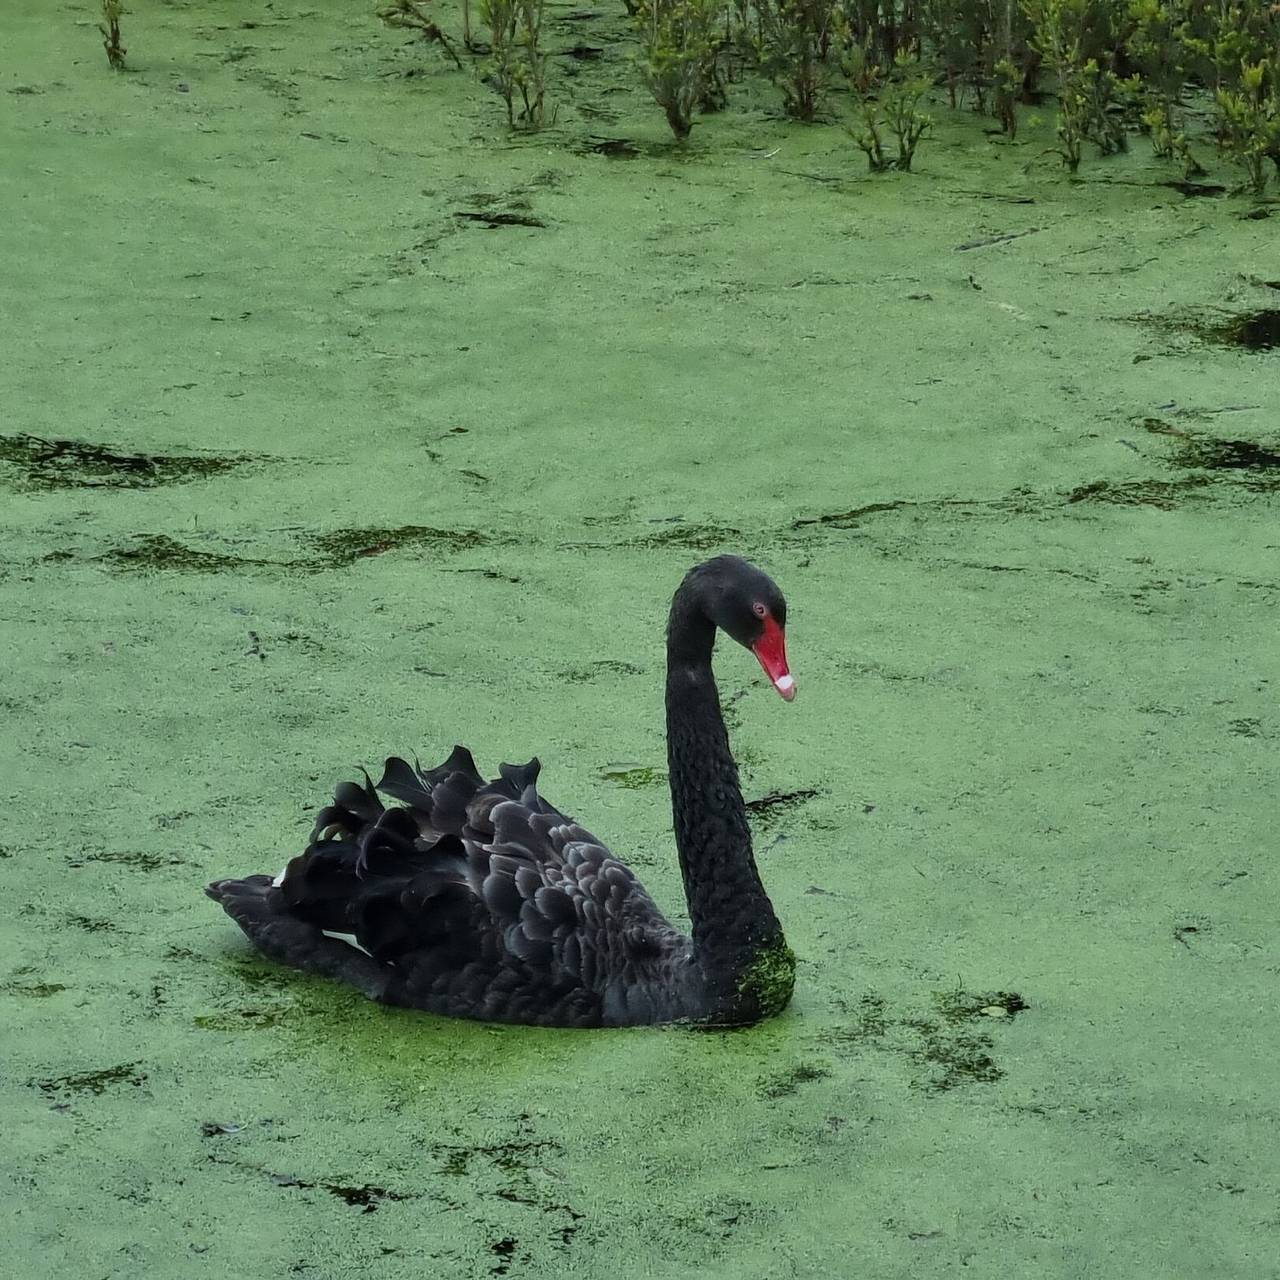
[{"left": 2, "top": 3, "right": 1277, "bottom": 1276}]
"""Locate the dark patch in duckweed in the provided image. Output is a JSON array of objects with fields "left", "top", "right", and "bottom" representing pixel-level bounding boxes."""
[
  {"left": 1065, "top": 476, "right": 1213, "bottom": 508},
  {"left": 0, "top": 433, "right": 254, "bottom": 490},
  {"left": 835, "top": 992, "right": 890, "bottom": 1041},
  {"left": 97, "top": 535, "right": 269, "bottom": 573},
  {"left": 744, "top": 788, "right": 821, "bottom": 830},
  {"left": 430, "top": 1132, "right": 581, "bottom": 1248},
  {"left": 200, "top": 1120, "right": 243, "bottom": 1136},
  {"left": 269, "top": 1171, "right": 413, "bottom": 1214},
  {"left": 1210, "top": 309, "right": 1280, "bottom": 351},
  {"left": 825, "top": 988, "right": 1024, "bottom": 1092},
  {"left": 64, "top": 913, "right": 117, "bottom": 933},
  {"left": 1228, "top": 718, "right": 1263, "bottom": 737},
  {"left": 72, "top": 849, "right": 188, "bottom": 872},
  {"left": 1176, "top": 435, "right": 1280, "bottom": 474},
  {"left": 3, "top": 981, "right": 67, "bottom": 998},
  {"left": 909, "top": 1026, "right": 1004, "bottom": 1091},
  {"left": 793, "top": 500, "right": 912, "bottom": 528},
  {"left": 933, "top": 988, "right": 1029, "bottom": 1023},
  {"left": 599, "top": 765, "right": 665, "bottom": 789},
  {"left": 1069, "top": 423, "right": 1280, "bottom": 510},
  {"left": 309, "top": 525, "right": 495, "bottom": 565},
  {"left": 630, "top": 523, "right": 742, "bottom": 550},
  {"left": 1159, "top": 179, "right": 1227, "bottom": 197},
  {"left": 581, "top": 137, "right": 641, "bottom": 159},
  {"left": 454, "top": 210, "right": 547, "bottom": 229},
  {"left": 432, "top": 1137, "right": 562, "bottom": 1180},
  {"left": 1145, "top": 308, "right": 1280, "bottom": 352},
  {"left": 34, "top": 1061, "right": 147, "bottom": 1095},
  {"left": 194, "top": 1005, "right": 292, "bottom": 1030},
  {"left": 558, "top": 660, "right": 645, "bottom": 683},
  {"left": 89, "top": 526, "right": 506, "bottom": 576},
  {"left": 759, "top": 1062, "right": 832, "bottom": 1099},
  {"left": 490, "top": 1237, "right": 518, "bottom": 1275}
]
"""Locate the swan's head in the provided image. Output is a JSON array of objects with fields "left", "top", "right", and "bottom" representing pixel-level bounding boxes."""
[{"left": 686, "top": 556, "right": 795, "bottom": 701}]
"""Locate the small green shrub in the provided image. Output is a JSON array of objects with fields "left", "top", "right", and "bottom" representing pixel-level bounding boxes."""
[
  {"left": 99, "top": 0, "right": 126, "bottom": 70},
  {"left": 481, "top": 0, "right": 547, "bottom": 128},
  {"left": 1216, "top": 59, "right": 1279, "bottom": 194},
  {"left": 635, "top": 0, "right": 719, "bottom": 140},
  {"left": 1024, "top": 0, "right": 1129, "bottom": 169},
  {"left": 850, "top": 58, "right": 933, "bottom": 170},
  {"left": 757, "top": 0, "right": 838, "bottom": 120},
  {"left": 376, "top": 0, "right": 463, "bottom": 69},
  {"left": 1127, "top": 0, "right": 1201, "bottom": 174}
]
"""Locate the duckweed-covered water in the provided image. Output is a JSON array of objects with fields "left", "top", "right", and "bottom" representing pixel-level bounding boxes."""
[{"left": 3, "top": 3, "right": 1278, "bottom": 1277}]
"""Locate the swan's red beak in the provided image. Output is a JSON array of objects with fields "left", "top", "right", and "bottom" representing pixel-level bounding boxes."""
[{"left": 752, "top": 615, "right": 795, "bottom": 701}]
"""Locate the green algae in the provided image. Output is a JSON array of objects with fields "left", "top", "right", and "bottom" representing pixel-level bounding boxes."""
[
  {"left": 736, "top": 936, "right": 797, "bottom": 1021},
  {"left": 4, "top": 1, "right": 1280, "bottom": 1275}
]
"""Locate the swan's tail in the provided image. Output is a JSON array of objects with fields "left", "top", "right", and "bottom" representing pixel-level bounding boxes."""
[{"left": 205, "top": 875, "right": 391, "bottom": 1000}]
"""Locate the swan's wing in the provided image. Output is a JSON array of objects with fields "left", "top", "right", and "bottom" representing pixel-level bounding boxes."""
[
  {"left": 481, "top": 800, "right": 684, "bottom": 982},
  {"left": 278, "top": 747, "right": 684, "bottom": 1016}
]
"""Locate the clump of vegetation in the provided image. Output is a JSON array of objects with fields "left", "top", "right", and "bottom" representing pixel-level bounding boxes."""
[
  {"left": 1126, "top": 0, "right": 1201, "bottom": 173},
  {"left": 757, "top": 0, "right": 838, "bottom": 120},
  {"left": 376, "top": 0, "right": 463, "bottom": 69},
  {"left": 99, "top": 0, "right": 126, "bottom": 71},
  {"left": 481, "top": 0, "right": 548, "bottom": 128},
  {"left": 363, "top": 0, "right": 1277, "bottom": 189},
  {"left": 1178, "top": 1, "right": 1280, "bottom": 192},
  {"left": 634, "top": 0, "right": 720, "bottom": 140},
  {"left": 850, "top": 58, "right": 933, "bottom": 170},
  {"left": 1215, "top": 59, "right": 1280, "bottom": 195},
  {"left": 1024, "top": 0, "right": 1129, "bottom": 170}
]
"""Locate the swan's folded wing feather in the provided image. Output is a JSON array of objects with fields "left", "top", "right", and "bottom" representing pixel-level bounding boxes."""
[{"left": 290, "top": 746, "right": 681, "bottom": 1000}]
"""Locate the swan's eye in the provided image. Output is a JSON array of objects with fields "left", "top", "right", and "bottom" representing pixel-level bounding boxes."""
[{"left": 751, "top": 602, "right": 767, "bottom": 619}]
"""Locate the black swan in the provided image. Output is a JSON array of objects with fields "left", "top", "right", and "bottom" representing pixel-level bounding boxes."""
[{"left": 206, "top": 555, "right": 797, "bottom": 1028}]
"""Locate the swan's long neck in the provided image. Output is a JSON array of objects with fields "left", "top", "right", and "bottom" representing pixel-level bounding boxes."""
[{"left": 666, "top": 596, "right": 788, "bottom": 1013}]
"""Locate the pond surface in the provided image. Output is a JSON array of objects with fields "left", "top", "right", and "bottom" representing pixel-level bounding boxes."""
[{"left": 2, "top": 3, "right": 1277, "bottom": 1277}]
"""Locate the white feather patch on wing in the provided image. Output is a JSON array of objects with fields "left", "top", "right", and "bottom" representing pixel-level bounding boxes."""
[
  {"left": 271, "top": 865, "right": 289, "bottom": 888},
  {"left": 321, "top": 929, "right": 373, "bottom": 957}
]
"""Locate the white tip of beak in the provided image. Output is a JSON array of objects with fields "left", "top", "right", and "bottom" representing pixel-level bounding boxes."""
[{"left": 774, "top": 674, "right": 796, "bottom": 700}]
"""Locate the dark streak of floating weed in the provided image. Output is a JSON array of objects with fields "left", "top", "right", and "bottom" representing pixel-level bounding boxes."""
[
  {"left": 308, "top": 525, "right": 496, "bottom": 565},
  {"left": 34, "top": 1062, "right": 147, "bottom": 1095},
  {"left": 0, "top": 434, "right": 256, "bottom": 491},
  {"left": 268, "top": 1171, "right": 413, "bottom": 1213},
  {"left": 598, "top": 766, "right": 665, "bottom": 789},
  {"left": 1065, "top": 477, "right": 1213, "bottom": 508},
  {"left": 194, "top": 1006, "right": 292, "bottom": 1030},
  {"left": 933, "top": 989, "right": 1029, "bottom": 1023},
  {"left": 3, "top": 981, "right": 67, "bottom": 998},
  {"left": 559, "top": 660, "right": 644, "bottom": 683},
  {"left": 65, "top": 913, "right": 116, "bottom": 933},
  {"left": 1176, "top": 436, "right": 1280, "bottom": 474},
  {"left": 1137, "top": 308, "right": 1280, "bottom": 352},
  {"left": 758, "top": 1062, "right": 832, "bottom": 1099},
  {"left": 78, "top": 850, "right": 187, "bottom": 871},
  {"left": 744, "top": 789, "right": 821, "bottom": 830},
  {"left": 911, "top": 1027, "right": 1004, "bottom": 1091},
  {"left": 96, "top": 536, "right": 269, "bottom": 573},
  {"left": 1207, "top": 309, "right": 1280, "bottom": 351},
  {"left": 628, "top": 524, "right": 742, "bottom": 550}
]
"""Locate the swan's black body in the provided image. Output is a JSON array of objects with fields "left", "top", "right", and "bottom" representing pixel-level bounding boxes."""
[{"left": 206, "top": 556, "right": 796, "bottom": 1028}]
